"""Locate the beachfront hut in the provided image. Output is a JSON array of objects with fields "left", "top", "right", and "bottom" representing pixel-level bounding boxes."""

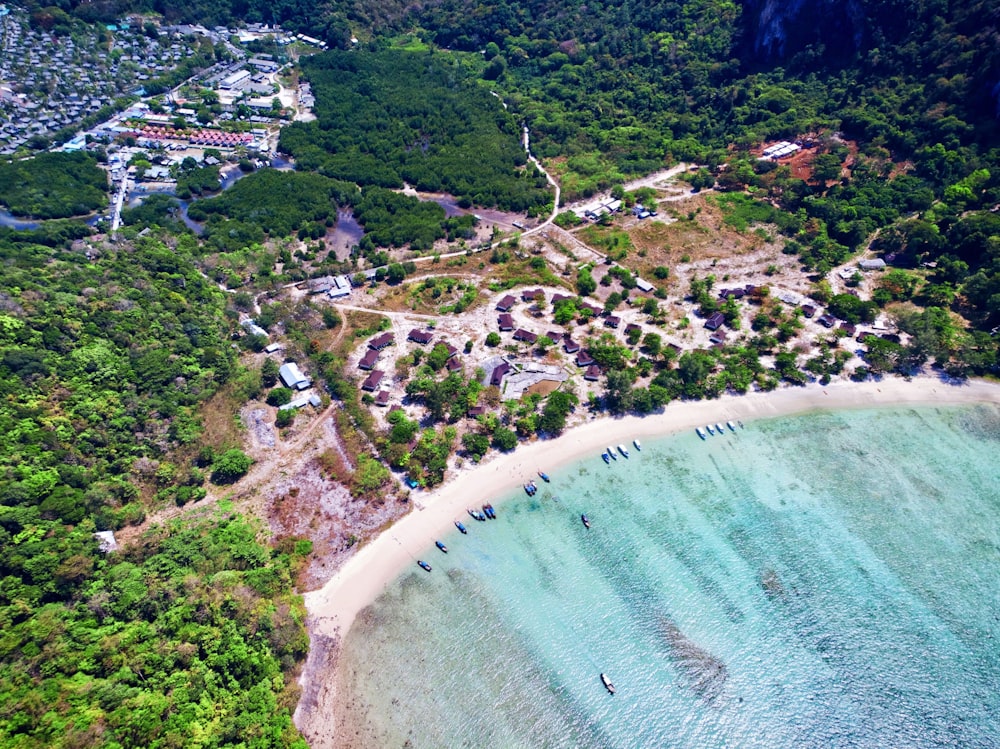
[
  {"left": 576, "top": 351, "right": 595, "bottom": 367},
  {"left": 362, "top": 370, "right": 384, "bottom": 391},
  {"left": 498, "top": 313, "right": 514, "bottom": 331},
  {"left": 584, "top": 364, "right": 601, "bottom": 381},
  {"left": 704, "top": 312, "right": 725, "bottom": 331},
  {"left": 489, "top": 361, "right": 510, "bottom": 388},
  {"left": 604, "top": 315, "right": 621, "bottom": 329},
  {"left": 359, "top": 349, "right": 379, "bottom": 370},
  {"left": 513, "top": 329, "right": 538, "bottom": 344},
  {"left": 563, "top": 338, "right": 581, "bottom": 354},
  {"left": 374, "top": 390, "right": 390, "bottom": 407},
  {"left": 496, "top": 295, "right": 516, "bottom": 312}
]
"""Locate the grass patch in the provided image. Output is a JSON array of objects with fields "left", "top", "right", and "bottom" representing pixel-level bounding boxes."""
[
  {"left": 578, "top": 224, "right": 635, "bottom": 260},
  {"left": 710, "top": 192, "right": 781, "bottom": 232}
]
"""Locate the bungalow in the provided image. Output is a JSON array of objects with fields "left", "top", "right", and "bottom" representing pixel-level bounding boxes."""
[
  {"left": 498, "top": 313, "right": 514, "bottom": 331},
  {"left": 368, "top": 332, "right": 394, "bottom": 350},
  {"left": 241, "top": 319, "right": 268, "bottom": 338},
  {"left": 817, "top": 314, "right": 837, "bottom": 328},
  {"left": 584, "top": 364, "right": 602, "bottom": 381},
  {"left": 467, "top": 405, "right": 487, "bottom": 418},
  {"left": 513, "top": 329, "right": 538, "bottom": 344},
  {"left": 545, "top": 331, "right": 563, "bottom": 343},
  {"left": 374, "top": 390, "right": 390, "bottom": 407},
  {"left": 361, "top": 369, "right": 384, "bottom": 391},
  {"left": 709, "top": 330, "right": 727, "bottom": 346},
  {"left": 279, "top": 362, "right": 311, "bottom": 390},
  {"left": 441, "top": 342, "right": 459, "bottom": 358},
  {"left": 359, "top": 349, "right": 379, "bottom": 370},
  {"left": 859, "top": 258, "right": 886, "bottom": 271},
  {"left": 408, "top": 328, "right": 433, "bottom": 345},
  {"left": 604, "top": 315, "right": 621, "bottom": 329},
  {"left": 278, "top": 395, "right": 311, "bottom": 411},
  {"left": 490, "top": 361, "right": 511, "bottom": 388},
  {"left": 496, "top": 294, "right": 516, "bottom": 312},
  {"left": 635, "top": 278, "right": 654, "bottom": 293},
  {"left": 563, "top": 338, "right": 581, "bottom": 354},
  {"left": 719, "top": 288, "right": 745, "bottom": 300},
  {"left": 551, "top": 293, "right": 571, "bottom": 305},
  {"left": 704, "top": 312, "right": 726, "bottom": 331},
  {"left": 447, "top": 356, "right": 463, "bottom": 372},
  {"left": 579, "top": 302, "right": 602, "bottom": 318},
  {"left": 801, "top": 305, "right": 816, "bottom": 319},
  {"left": 625, "top": 323, "right": 641, "bottom": 336},
  {"left": 522, "top": 288, "right": 544, "bottom": 302},
  {"left": 576, "top": 351, "right": 595, "bottom": 367},
  {"left": 263, "top": 342, "right": 283, "bottom": 354}
]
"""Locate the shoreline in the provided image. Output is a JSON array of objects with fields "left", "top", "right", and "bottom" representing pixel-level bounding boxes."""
[{"left": 295, "top": 374, "right": 1000, "bottom": 745}]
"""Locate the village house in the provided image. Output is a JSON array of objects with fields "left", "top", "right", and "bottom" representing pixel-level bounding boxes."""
[
  {"left": 584, "top": 364, "right": 602, "bottom": 381},
  {"left": 563, "top": 338, "right": 581, "bottom": 354},
  {"left": 604, "top": 315, "right": 621, "bottom": 329},
  {"left": 374, "top": 390, "right": 390, "bottom": 407},
  {"left": 498, "top": 313, "right": 514, "bottom": 331},
  {"left": 368, "top": 332, "right": 394, "bottom": 350},
  {"left": 358, "top": 349, "right": 379, "bottom": 370},
  {"left": 408, "top": 328, "right": 433, "bottom": 345},
  {"left": 576, "top": 351, "right": 595, "bottom": 367}
]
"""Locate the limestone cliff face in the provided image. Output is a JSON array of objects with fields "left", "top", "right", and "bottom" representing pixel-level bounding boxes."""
[{"left": 742, "top": 0, "right": 868, "bottom": 61}]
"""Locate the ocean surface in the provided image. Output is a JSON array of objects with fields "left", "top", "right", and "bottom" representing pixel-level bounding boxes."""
[{"left": 335, "top": 404, "right": 1000, "bottom": 748}]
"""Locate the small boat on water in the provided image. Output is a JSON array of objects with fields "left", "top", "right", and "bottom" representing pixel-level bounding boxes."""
[
  {"left": 706, "top": 424, "right": 715, "bottom": 435},
  {"left": 727, "top": 420, "right": 737, "bottom": 433},
  {"left": 524, "top": 481, "right": 537, "bottom": 496},
  {"left": 435, "top": 541, "right": 448, "bottom": 553},
  {"left": 618, "top": 444, "right": 629, "bottom": 458},
  {"left": 696, "top": 427, "right": 707, "bottom": 440},
  {"left": 468, "top": 508, "right": 487, "bottom": 522},
  {"left": 633, "top": 439, "right": 641, "bottom": 451},
  {"left": 607, "top": 446, "right": 617, "bottom": 460},
  {"left": 581, "top": 514, "right": 590, "bottom": 529},
  {"left": 538, "top": 471, "right": 551, "bottom": 482},
  {"left": 417, "top": 560, "right": 432, "bottom": 572},
  {"left": 602, "top": 452, "right": 611, "bottom": 464},
  {"left": 716, "top": 423, "right": 726, "bottom": 435},
  {"left": 601, "top": 673, "right": 616, "bottom": 694},
  {"left": 455, "top": 521, "right": 468, "bottom": 534},
  {"left": 483, "top": 503, "right": 496, "bottom": 519}
]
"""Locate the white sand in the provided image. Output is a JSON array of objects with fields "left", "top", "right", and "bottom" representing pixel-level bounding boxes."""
[{"left": 303, "top": 375, "right": 1000, "bottom": 640}]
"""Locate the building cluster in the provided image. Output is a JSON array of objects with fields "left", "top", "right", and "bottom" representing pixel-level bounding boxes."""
[{"left": 0, "top": 9, "right": 205, "bottom": 154}]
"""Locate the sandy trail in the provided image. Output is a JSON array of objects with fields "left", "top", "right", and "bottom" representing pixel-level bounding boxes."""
[{"left": 295, "top": 374, "right": 1000, "bottom": 747}]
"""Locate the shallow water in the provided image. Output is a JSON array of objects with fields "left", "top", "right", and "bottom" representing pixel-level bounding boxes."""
[{"left": 337, "top": 405, "right": 1000, "bottom": 748}]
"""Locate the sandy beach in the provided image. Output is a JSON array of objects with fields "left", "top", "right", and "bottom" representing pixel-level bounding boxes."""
[{"left": 295, "top": 374, "right": 1000, "bottom": 746}]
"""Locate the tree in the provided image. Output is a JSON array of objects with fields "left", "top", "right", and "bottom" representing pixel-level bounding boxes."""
[
  {"left": 604, "top": 369, "right": 634, "bottom": 413},
  {"left": 577, "top": 268, "right": 597, "bottom": 296},
  {"left": 261, "top": 358, "right": 279, "bottom": 387},
  {"left": 427, "top": 343, "right": 451, "bottom": 371},
  {"left": 537, "top": 390, "right": 577, "bottom": 434},
  {"left": 212, "top": 449, "right": 253, "bottom": 484},
  {"left": 462, "top": 432, "right": 490, "bottom": 460},
  {"left": 386, "top": 262, "right": 406, "bottom": 285},
  {"left": 492, "top": 427, "right": 518, "bottom": 451},
  {"left": 266, "top": 387, "right": 293, "bottom": 406},
  {"left": 486, "top": 332, "right": 501, "bottom": 347},
  {"left": 642, "top": 332, "right": 662, "bottom": 356}
]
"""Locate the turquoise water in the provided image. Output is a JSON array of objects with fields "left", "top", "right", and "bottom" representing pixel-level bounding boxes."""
[{"left": 336, "top": 405, "right": 1000, "bottom": 748}]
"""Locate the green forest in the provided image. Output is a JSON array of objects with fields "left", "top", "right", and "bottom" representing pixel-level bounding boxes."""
[
  {"left": 0, "top": 233, "right": 309, "bottom": 746},
  {"left": 0, "top": 152, "right": 108, "bottom": 218},
  {"left": 278, "top": 49, "right": 552, "bottom": 214}
]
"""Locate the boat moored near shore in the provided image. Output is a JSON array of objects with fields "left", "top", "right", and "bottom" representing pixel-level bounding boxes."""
[
  {"left": 618, "top": 444, "right": 629, "bottom": 458},
  {"left": 455, "top": 521, "right": 467, "bottom": 534},
  {"left": 727, "top": 421, "right": 737, "bottom": 432},
  {"left": 601, "top": 673, "right": 616, "bottom": 694},
  {"left": 581, "top": 514, "right": 590, "bottom": 529},
  {"left": 633, "top": 439, "right": 641, "bottom": 451},
  {"left": 417, "top": 560, "right": 432, "bottom": 572},
  {"left": 696, "top": 427, "right": 707, "bottom": 440},
  {"left": 435, "top": 541, "right": 448, "bottom": 553},
  {"left": 602, "top": 452, "right": 611, "bottom": 464}
]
